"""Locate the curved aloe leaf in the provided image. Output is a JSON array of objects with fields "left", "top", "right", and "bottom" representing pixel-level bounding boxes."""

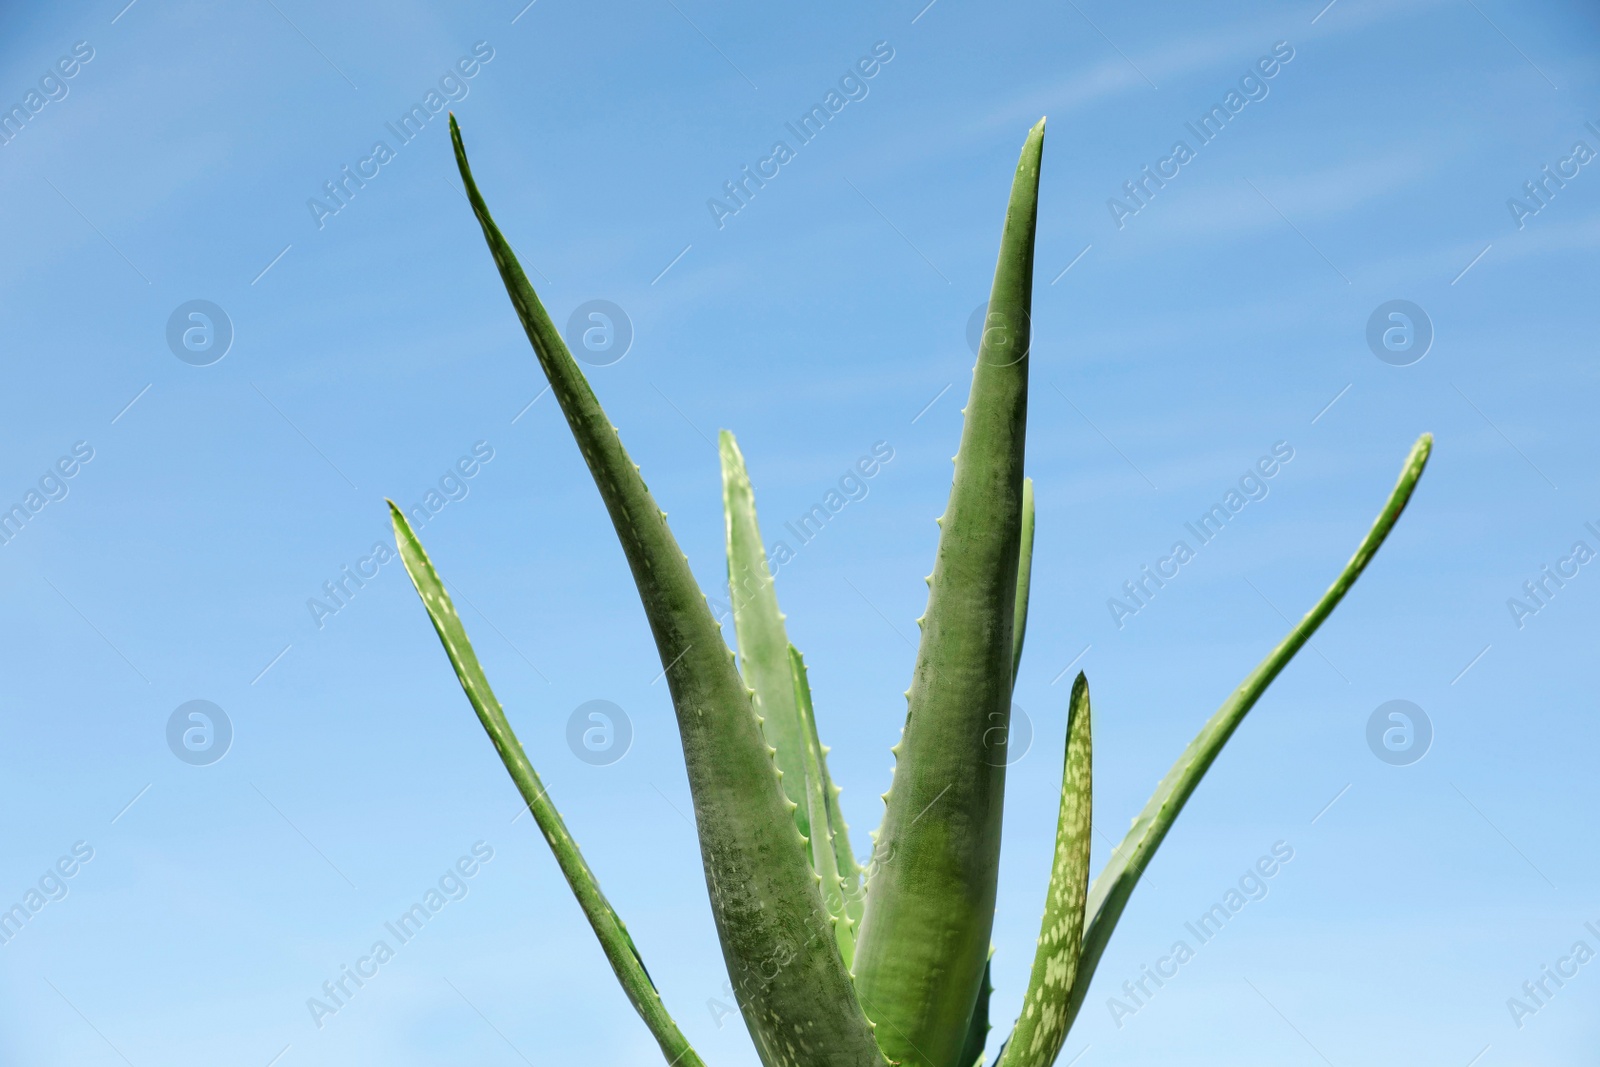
[
  {"left": 994, "top": 673, "right": 1092, "bottom": 1067},
  {"left": 855, "top": 118, "right": 1044, "bottom": 1067},
  {"left": 1011, "top": 477, "right": 1036, "bottom": 685},
  {"left": 720, "top": 431, "right": 814, "bottom": 839},
  {"left": 449, "top": 115, "right": 885, "bottom": 1067},
  {"left": 1060, "top": 433, "right": 1433, "bottom": 1035},
  {"left": 388, "top": 503, "right": 704, "bottom": 1067}
]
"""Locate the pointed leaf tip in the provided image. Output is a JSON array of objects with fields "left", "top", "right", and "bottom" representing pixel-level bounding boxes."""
[{"left": 855, "top": 113, "right": 1043, "bottom": 1065}]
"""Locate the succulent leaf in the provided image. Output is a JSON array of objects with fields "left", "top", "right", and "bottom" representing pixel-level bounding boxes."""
[
  {"left": 956, "top": 477, "right": 1036, "bottom": 1067},
  {"left": 719, "top": 431, "right": 860, "bottom": 965},
  {"left": 993, "top": 673, "right": 1092, "bottom": 1067},
  {"left": 1011, "top": 478, "right": 1036, "bottom": 685},
  {"left": 854, "top": 118, "right": 1044, "bottom": 1067},
  {"left": 449, "top": 115, "right": 885, "bottom": 1067},
  {"left": 954, "top": 475, "right": 1037, "bottom": 1066},
  {"left": 829, "top": 777, "right": 865, "bottom": 934},
  {"left": 957, "top": 952, "right": 996, "bottom": 1067},
  {"left": 1059, "top": 433, "right": 1433, "bottom": 1037},
  {"left": 720, "top": 431, "right": 815, "bottom": 839},
  {"left": 388, "top": 503, "right": 704, "bottom": 1067},
  {"left": 790, "top": 646, "right": 857, "bottom": 968}
]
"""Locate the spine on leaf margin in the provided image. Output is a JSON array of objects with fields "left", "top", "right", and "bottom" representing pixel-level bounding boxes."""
[{"left": 449, "top": 114, "right": 884, "bottom": 1067}]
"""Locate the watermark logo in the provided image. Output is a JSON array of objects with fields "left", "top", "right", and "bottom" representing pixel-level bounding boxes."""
[
  {"left": 1506, "top": 528, "right": 1597, "bottom": 630},
  {"left": 0, "top": 41, "right": 95, "bottom": 148},
  {"left": 1108, "top": 442, "right": 1294, "bottom": 629},
  {"left": 1507, "top": 921, "right": 1600, "bottom": 1030},
  {"left": 566, "top": 700, "right": 632, "bottom": 766},
  {"left": 1108, "top": 840, "right": 1295, "bottom": 1028},
  {"left": 1365, "top": 699, "right": 1431, "bottom": 766},
  {"left": 1507, "top": 121, "right": 1600, "bottom": 230},
  {"left": 307, "top": 43, "right": 496, "bottom": 230},
  {"left": 166, "top": 300, "right": 233, "bottom": 366},
  {"left": 166, "top": 700, "right": 233, "bottom": 766},
  {"left": 564, "top": 300, "right": 633, "bottom": 367},
  {"left": 0, "top": 441, "right": 94, "bottom": 548},
  {"left": 307, "top": 841, "right": 494, "bottom": 1029},
  {"left": 1365, "top": 300, "right": 1432, "bottom": 367},
  {"left": 981, "top": 703, "right": 1033, "bottom": 767},
  {"left": 706, "top": 41, "right": 895, "bottom": 230},
  {"left": 309, "top": 442, "right": 495, "bottom": 631},
  {"left": 706, "top": 441, "right": 894, "bottom": 603},
  {"left": 0, "top": 841, "right": 94, "bottom": 947},
  {"left": 966, "top": 300, "right": 1032, "bottom": 366},
  {"left": 1107, "top": 41, "right": 1295, "bottom": 229}
]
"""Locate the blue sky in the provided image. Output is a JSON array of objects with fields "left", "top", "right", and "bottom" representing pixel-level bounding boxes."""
[{"left": 0, "top": 0, "right": 1596, "bottom": 1064}]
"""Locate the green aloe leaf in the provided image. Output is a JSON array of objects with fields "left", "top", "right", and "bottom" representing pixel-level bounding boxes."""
[
  {"left": 720, "top": 431, "right": 814, "bottom": 839},
  {"left": 719, "top": 430, "right": 865, "bottom": 947},
  {"left": 810, "top": 667, "right": 865, "bottom": 939},
  {"left": 388, "top": 503, "right": 704, "bottom": 1067},
  {"left": 1012, "top": 477, "right": 1036, "bottom": 685},
  {"left": 830, "top": 771, "right": 865, "bottom": 935},
  {"left": 957, "top": 478, "right": 1037, "bottom": 1067},
  {"left": 789, "top": 646, "right": 857, "bottom": 967},
  {"left": 449, "top": 115, "right": 884, "bottom": 1067},
  {"left": 957, "top": 952, "right": 996, "bottom": 1067},
  {"left": 994, "top": 673, "right": 1092, "bottom": 1067},
  {"left": 957, "top": 476, "right": 1038, "bottom": 1066},
  {"left": 719, "top": 430, "right": 861, "bottom": 965},
  {"left": 1060, "top": 432, "right": 1433, "bottom": 1035},
  {"left": 854, "top": 118, "right": 1044, "bottom": 1067}
]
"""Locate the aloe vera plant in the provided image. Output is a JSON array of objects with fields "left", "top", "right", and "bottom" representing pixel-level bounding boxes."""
[{"left": 390, "top": 114, "right": 1431, "bottom": 1067}]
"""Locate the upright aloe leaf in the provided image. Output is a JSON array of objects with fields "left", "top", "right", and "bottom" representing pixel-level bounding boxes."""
[
  {"left": 789, "top": 646, "right": 857, "bottom": 967},
  {"left": 956, "top": 477, "right": 1038, "bottom": 1067},
  {"left": 956, "top": 477, "right": 1037, "bottom": 1067},
  {"left": 1060, "top": 433, "right": 1433, "bottom": 1034},
  {"left": 388, "top": 504, "right": 704, "bottom": 1067},
  {"left": 1011, "top": 477, "right": 1036, "bottom": 685},
  {"left": 957, "top": 953, "right": 996, "bottom": 1067},
  {"left": 720, "top": 431, "right": 813, "bottom": 838},
  {"left": 829, "top": 768, "right": 865, "bottom": 935},
  {"left": 720, "top": 432, "right": 860, "bottom": 964},
  {"left": 994, "top": 673, "right": 1092, "bottom": 1067},
  {"left": 450, "top": 116, "right": 884, "bottom": 1067},
  {"left": 814, "top": 677, "right": 865, "bottom": 937},
  {"left": 854, "top": 119, "right": 1044, "bottom": 1067}
]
